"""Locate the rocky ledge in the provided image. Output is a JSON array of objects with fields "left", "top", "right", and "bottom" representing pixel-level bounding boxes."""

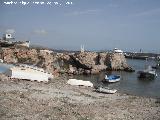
[{"left": 0, "top": 47, "right": 134, "bottom": 76}]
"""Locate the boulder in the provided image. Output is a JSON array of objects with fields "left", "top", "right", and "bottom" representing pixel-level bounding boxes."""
[{"left": 106, "top": 53, "right": 134, "bottom": 71}]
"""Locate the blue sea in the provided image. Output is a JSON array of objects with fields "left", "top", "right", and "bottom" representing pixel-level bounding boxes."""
[{"left": 75, "top": 59, "right": 160, "bottom": 98}]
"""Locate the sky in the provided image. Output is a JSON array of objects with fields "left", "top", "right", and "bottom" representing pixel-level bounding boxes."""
[{"left": 0, "top": 0, "right": 160, "bottom": 52}]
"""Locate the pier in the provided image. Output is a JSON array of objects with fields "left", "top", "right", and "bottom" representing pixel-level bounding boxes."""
[{"left": 124, "top": 52, "right": 159, "bottom": 60}]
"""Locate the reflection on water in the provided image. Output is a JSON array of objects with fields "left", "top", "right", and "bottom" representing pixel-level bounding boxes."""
[{"left": 75, "top": 59, "right": 160, "bottom": 98}]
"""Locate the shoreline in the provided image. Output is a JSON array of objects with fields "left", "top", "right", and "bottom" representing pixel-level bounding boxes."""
[
  {"left": 0, "top": 73, "right": 160, "bottom": 120},
  {"left": 0, "top": 62, "right": 158, "bottom": 99}
]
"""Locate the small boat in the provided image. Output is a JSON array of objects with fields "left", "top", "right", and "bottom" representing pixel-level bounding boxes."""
[
  {"left": 113, "top": 48, "right": 123, "bottom": 54},
  {"left": 95, "top": 87, "right": 117, "bottom": 94},
  {"left": 152, "top": 64, "right": 160, "bottom": 69},
  {"left": 137, "top": 66, "right": 157, "bottom": 79},
  {"left": 152, "top": 57, "right": 160, "bottom": 69},
  {"left": 104, "top": 75, "right": 120, "bottom": 83},
  {"left": 67, "top": 79, "right": 93, "bottom": 87}
]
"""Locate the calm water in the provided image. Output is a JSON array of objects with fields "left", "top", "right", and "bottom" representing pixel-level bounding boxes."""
[
  {"left": 75, "top": 59, "right": 160, "bottom": 98},
  {"left": 0, "top": 60, "right": 160, "bottom": 98},
  {"left": 0, "top": 63, "right": 13, "bottom": 73}
]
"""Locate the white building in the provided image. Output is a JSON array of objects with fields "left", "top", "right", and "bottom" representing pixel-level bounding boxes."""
[{"left": 3, "top": 34, "right": 13, "bottom": 40}]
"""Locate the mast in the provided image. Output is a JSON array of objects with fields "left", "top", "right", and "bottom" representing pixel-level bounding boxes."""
[{"left": 81, "top": 45, "right": 85, "bottom": 53}]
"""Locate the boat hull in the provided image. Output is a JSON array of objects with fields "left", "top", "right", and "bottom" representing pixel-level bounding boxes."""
[
  {"left": 137, "top": 71, "right": 157, "bottom": 79},
  {"left": 105, "top": 78, "right": 120, "bottom": 82},
  {"left": 5, "top": 64, "right": 53, "bottom": 82},
  {"left": 137, "top": 66, "right": 157, "bottom": 79},
  {"left": 96, "top": 87, "right": 117, "bottom": 94},
  {"left": 104, "top": 75, "right": 120, "bottom": 83},
  {"left": 67, "top": 79, "right": 93, "bottom": 87},
  {"left": 138, "top": 72, "right": 156, "bottom": 78}
]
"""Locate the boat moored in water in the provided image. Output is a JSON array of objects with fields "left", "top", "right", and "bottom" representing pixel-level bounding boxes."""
[
  {"left": 152, "top": 64, "right": 160, "bottom": 69},
  {"left": 137, "top": 66, "right": 157, "bottom": 79},
  {"left": 104, "top": 75, "right": 121, "bottom": 83},
  {"left": 152, "top": 57, "right": 160, "bottom": 69}
]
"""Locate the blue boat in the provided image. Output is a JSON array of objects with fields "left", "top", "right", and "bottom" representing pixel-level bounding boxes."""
[{"left": 104, "top": 75, "right": 121, "bottom": 83}]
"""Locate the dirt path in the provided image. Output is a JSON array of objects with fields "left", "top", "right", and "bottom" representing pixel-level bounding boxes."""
[{"left": 0, "top": 74, "right": 160, "bottom": 120}]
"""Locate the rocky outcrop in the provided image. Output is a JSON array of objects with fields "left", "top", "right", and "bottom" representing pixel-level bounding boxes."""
[
  {"left": 0, "top": 48, "right": 38, "bottom": 64},
  {"left": 38, "top": 50, "right": 54, "bottom": 73},
  {"left": 70, "top": 52, "right": 96, "bottom": 69},
  {"left": 1, "top": 48, "right": 18, "bottom": 63},
  {"left": 0, "top": 47, "right": 134, "bottom": 76},
  {"left": 68, "top": 52, "right": 108, "bottom": 74},
  {"left": 106, "top": 53, "right": 135, "bottom": 72}
]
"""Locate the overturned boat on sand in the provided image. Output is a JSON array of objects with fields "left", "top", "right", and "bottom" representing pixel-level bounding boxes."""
[
  {"left": 67, "top": 79, "right": 93, "bottom": 87},
  {"left": 5, "top": 64, "right": 53, "bottom": 82}
]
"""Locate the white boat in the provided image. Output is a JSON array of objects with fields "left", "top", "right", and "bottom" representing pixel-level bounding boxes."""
[
  {"left": 67, "top": 79, "right": 93, "bottom": 87},
  {"left": 95, "top": 87, "right": 117, "bottom": 94},
  {"left": 104, "top": 75, "right": 121, "bottom": 83},
  {"left": 5, "top": 64, "right": 53, "bottom": 82},
  {"left": 152, "top": 57, "right": 160, "bottom": 69},
  {"left": 137, "top": 66, "right": 157, "bottom": 79},
  {"left": 113, "top": 48, "right": 123, "bottom": 54}
]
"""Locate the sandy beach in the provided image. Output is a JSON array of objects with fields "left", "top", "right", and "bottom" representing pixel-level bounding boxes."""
[{"left": 0, "top": 73, "right": 160, "bottom": 120}]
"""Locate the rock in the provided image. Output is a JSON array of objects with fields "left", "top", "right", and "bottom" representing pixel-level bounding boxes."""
[
  {"left": 106, "top": 53, "right": 135, "bottom": 72},
  {"left": 124, "top": 66, "right": 135, "bottom": 72},
  {"left": 91, "top": 65, "right": 107, "bottom": 74},
  {"left": 0, "top": 73, "right": 9, "bottom": 81},
  {"left": 68, "top": 65, "right": 79, "bottom": 75},
  {"left": 68, "top": 52, "right": 108, "bottom": 74},
  {"left": 99, "top": 52, "right": 108, "bottom": 65},
  {"left": 0, "top": 47, "right": 134, "bottom": 76},
  {"left": 1, "top": 48, "right": 18, "bottom": 63}
]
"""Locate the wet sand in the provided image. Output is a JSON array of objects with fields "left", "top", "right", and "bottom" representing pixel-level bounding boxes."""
[{"left": 0, "top": 74, "right": 160, "bottom": 120}]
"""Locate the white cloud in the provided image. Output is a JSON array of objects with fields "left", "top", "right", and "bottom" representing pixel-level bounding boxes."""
[
  {"left": 65, "top": 9, "right": 102, "bottom": 16},
  {"left": 131, "top": 8, "right": 160, "bottom": 17},
  {"left": 33, "top": 29, "right": 48, "bottom": 35},
  {"left": 6, "top": 29, "right": 15, "bottom": 34},
  {"left": 108, "top": 3, "right": 119, "bottom": 8}
]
